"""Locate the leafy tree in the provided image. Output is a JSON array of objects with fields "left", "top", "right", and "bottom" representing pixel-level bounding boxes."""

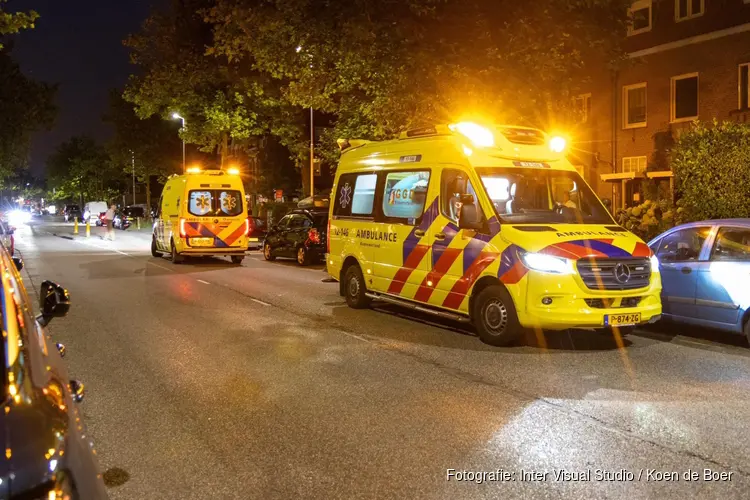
[
  {"left": 205, "top": 0, "right": 630, "bottom": 145},
  {"left": 0, "top": 49, "right": 56, "bottom": 184},
  {"left": 104, "top": 91, "right": 182, "bottom": 212},
  {"left": 672, "top": 120, "right": 750, "bottom": 222},
  {"left": 0, "top": 0, "right": 39, "bottom": 49},
  {"left": 46, "top": 136, "right": 121, "bottom": 206}
]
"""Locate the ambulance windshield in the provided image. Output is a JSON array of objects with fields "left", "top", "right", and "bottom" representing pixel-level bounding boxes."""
[{"left": 476, "top": 167, "right": 614, "bottom": 225}]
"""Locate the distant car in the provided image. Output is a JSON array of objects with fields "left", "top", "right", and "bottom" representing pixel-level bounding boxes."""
[
  {"left": 64, "top": 204, "right": 82, "bottom": 222},
  {"left": 83, "top": 201, "right": 108, "bottom": 225},
  {"left": 247, "top": 216, "right": 267, "bottom": 250},
  {"left": 114, "top": 206, "right": 145, "bottom": 230},
  {"left": 263, "top": 208, "right": 328, "bottom": 265},
  {"left": 648, "top": 219, "right": 750, "bottom": 342},
  {"left": 0, "top": 241, "right": 108, "bottom": 498}
]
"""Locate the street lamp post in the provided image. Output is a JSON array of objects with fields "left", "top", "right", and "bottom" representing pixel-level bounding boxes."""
[
  {"left": 172, "top": 112, "right": 186, "bottom": 173},
  {"left": 131, "top": 150, "right": 136, "bottom": 206},
  {"left": 310, "top": 108, "right": 314, "bottom": 197}
]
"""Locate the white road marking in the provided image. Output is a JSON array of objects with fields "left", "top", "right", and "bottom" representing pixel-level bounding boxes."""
[
  {"left": 197, "top": 279, "right": 210, "bottom": 285},
  {"left": 147, "top": 261, "right": 175, "bottom": 272},
  {"left": 250, "top": 298, "right": 271, "bottom": 306}
]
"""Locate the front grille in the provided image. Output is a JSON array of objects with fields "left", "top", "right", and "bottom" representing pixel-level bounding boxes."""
[
  {"left": 585, "top": 297, "right": 642, "bottom": 309},
  {"left": 577, "top": 258, "right": 651, "bottom": 291}
]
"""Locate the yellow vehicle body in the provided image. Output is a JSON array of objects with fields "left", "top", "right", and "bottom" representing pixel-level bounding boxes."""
[
  {"left": 327, "top": 124, "right": 662, "bottom": 344},
  {"left": 153, "top": 169, "right": 248, "bottom": 262}
]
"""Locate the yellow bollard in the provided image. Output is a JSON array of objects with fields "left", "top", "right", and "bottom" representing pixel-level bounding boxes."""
[
  {"left": 85, "top": 220, "right": 90, "bottom": 238},
  {"left": 73, "top": 217, "right": 79, "bottom": 235}
]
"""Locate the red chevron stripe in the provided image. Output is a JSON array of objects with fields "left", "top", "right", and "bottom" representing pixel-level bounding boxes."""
[
  {"left": 222, "top": 224, "right": 246, "bottom": 246},
  {"left": 500, "top": 260, "right": 528, "bottom": 285},
  {"left": 442, "top": 252, "right": 499, "bottom": 310},
  {"left": 387, "top": 244, "right": 430, "bottom": 295},
  {"left": 632, "top": 241, "right": 651, "bottom": 257},
  {"left": 414, "top": 247, "right": 463, "bottom": 303}
]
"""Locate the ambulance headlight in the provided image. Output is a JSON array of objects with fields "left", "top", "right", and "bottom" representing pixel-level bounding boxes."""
[
  {"left": 549, "top": 136, "right": 567, "bottom": 153},
  {"left": 521, "top": 252, "right": 574, "bottom": 274},
  {"left": 650, "top": 254, "right": 660, "bottom": 270},
  {"left": 449, "top": 122, "right": 495, "bottom": 148}
]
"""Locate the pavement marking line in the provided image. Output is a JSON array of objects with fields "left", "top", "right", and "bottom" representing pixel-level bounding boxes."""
[
  {"left": 250, "top": 298, "right": 271, "bottom": 306},
  {"left": 197, "top": 279, "right": 210, "bottom": 285},
  {"left": 146, "top": 261, "right": 176, "bottom": 273}
]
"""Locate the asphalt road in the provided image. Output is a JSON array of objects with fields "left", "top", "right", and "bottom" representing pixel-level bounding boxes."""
[{"left": 13, "top": 218, "right": 750, "bottom": 499}]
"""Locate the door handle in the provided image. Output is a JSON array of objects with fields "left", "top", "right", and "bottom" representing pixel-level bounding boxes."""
[
  {"left": 414, "top": 229, "right": 426, "bottom": 237},
  {"left": 434, "top": 232, "right": 446, "bottom": 241},
  {"left": 680, "top": 267, "right": 692, "bottom": 274}
]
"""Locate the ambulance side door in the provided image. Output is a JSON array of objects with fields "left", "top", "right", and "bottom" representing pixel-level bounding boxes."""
[{"left": 372, "top": 167, "right": 437, "bottom": 300}]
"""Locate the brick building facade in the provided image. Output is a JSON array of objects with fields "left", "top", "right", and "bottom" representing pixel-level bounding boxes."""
[{"left": 572, "top": 0, "right": 750, "bottom": 209}]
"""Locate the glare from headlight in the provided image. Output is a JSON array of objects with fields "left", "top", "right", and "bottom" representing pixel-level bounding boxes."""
[
  {"left": 650, "top": 254, "right": 660, "bottom": 270},
  {"left": 521, "top": 252, "right": 574, "bottom": 274},
  {"left": 8, "top": 210, "right": 30, "bottom": 226}
]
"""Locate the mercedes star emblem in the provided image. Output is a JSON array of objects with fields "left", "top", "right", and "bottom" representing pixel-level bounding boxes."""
[{"left": 613, "top": 263, "right": 631, "bottom": 283}]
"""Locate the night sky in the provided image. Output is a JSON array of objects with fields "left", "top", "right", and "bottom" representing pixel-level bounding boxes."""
[{"left": 13, "top": 0, "right": 159, "bottom": 177}]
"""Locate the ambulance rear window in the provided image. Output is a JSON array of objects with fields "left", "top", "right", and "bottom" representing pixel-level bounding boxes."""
[{"left": 188, "top": 190, "right": 243, "bottom": 217}]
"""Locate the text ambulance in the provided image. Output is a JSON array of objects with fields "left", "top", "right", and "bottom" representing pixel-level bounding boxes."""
[
  {"left": 327, "top": 123, "right": 662, "bottom": 346},
  {"left": 152, "top": 168, "right": 248, "bottom": 264}
]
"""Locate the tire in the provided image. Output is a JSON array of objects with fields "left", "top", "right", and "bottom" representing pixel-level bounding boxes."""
[
  {"left": 151, "top": 236, "right": 162, "bottom": 257},
  {"left": 343, "top": 264, "right": 371, "bottom": 309},
  {"left": 744, "top": 316, "right": 750, "bottom": 347},
  {"left": 472, "top": 285, "right": 521, "bottom": 347},
  {"left": 296, "top": 246, "right": 310, "bottom": 266},
  {"left": 263, "top": 242, "right": 276, "bottom": 261},
  {"left": 231, "top": 256, "right": 244, "bottom": 264},
  {"left": 170, "top": 239, "right": 184, "bottom": 264}
]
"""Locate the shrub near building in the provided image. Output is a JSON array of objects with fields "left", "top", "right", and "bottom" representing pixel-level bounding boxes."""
[{"left": 672, "top": 121, "right": 750, "bottom": 222}]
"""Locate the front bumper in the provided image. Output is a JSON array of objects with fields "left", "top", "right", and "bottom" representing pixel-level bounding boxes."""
[{"left": 515, "top": 271, "right": 663, "bottom": 331}]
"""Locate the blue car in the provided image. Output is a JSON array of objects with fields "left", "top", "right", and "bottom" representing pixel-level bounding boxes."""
[{"left": 648, "top": 219, "right": 750, "bottom": 342}]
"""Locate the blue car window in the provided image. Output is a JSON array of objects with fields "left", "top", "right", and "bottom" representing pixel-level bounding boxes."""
[
  {"left": 657, "top": 227, "right": 710, "bottom": 262},
  {"left": 711, "top": 228, "right": 750, "bottom": 262}
]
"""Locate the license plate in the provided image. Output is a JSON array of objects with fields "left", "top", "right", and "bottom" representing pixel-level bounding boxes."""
[
  {"left": 604, "top": 313, "right": 641, "bottom": 327},
  {"left": 190, "top": 237, "right": 214, "bottom": 247},
  {"left": 248, "top": 237, "right": 259, "bottom": 242}
]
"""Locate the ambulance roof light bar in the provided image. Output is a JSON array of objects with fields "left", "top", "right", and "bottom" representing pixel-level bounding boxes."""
[{"left": 449, "top": 122, "right": 495, "bottom": 148}]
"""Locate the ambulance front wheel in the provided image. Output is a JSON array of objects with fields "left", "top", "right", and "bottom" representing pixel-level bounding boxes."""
[
  {"left": 344, "top": 264, "right": 371, "bottom": 309},
  {"left": 472, "top": 285, "right": 521, "bottom": 347}
]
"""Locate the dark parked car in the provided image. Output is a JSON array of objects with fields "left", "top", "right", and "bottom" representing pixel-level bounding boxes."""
[
  {"left": 648, "top": 219, "right": 750, "bottom": 342},
  {"left": 263, "top": 209, "right": 328, "bottom": 265},
  {"left": 0, "top": 245, "right": 108, "bottom": 498},
  {"left": 113, "top": 206, "right": 145, "bottom": 230},
  {"left": 0, "top": 219, "right": 14, "bottom": 256},
  {"left": 63, "top": 205, "right": 81, "bottom": 223},
  {"left": 247, "top": 216, "right": 267, "bottom": 250}
]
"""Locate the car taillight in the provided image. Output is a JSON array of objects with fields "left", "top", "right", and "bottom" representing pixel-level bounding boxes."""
[
  {"left": 327, "top": 218, "right": 331, "bottom": 253},
  {"left": 309, "top": 228, "right": 320, "bottom": 244},
  {"left": 179, "top": 218, "right": 187, "bottom": 238},
  {"left": 244, "top": 218, "right": 250, "bottom": 236}
]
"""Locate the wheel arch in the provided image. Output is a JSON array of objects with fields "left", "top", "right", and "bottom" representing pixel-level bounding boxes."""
[{"left": 468, "top": 275, "right": 508, "bottom": 317}]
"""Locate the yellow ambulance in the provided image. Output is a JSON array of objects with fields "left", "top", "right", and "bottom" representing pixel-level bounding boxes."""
[
  {"left": 327, "top": 123, "right": 662, "bottom": 346},
  {"left": 152, "top": 167, "right": 248, "bottom": 264}
]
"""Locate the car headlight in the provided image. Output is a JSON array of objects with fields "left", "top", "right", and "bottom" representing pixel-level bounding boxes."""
[
  {"left": 520, "top": 252, "right": 575, "bottom": 274},
  {"left": 650, "top": 254, "right": 660, "bottom": 270}
]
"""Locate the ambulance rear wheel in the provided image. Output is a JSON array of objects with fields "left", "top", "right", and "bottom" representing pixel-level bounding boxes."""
[
  {"left": 170, "top": 239, "right": 184, "bottom": 264},
  {"left": 344, "top": 264, "right": 371, "bottom": 309},
  {"left": 472, "top": 285, "right": 521, "bottom": 347},
  {"left": 151, "top": 236, "right": 162, "bottom": 257},
  {"left": 231, "top": 256, "right": 244, "bottom": 265}
]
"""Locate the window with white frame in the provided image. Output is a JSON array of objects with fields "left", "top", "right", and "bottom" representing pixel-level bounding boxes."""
[
  {"left": 740, "top": 64, "right": 750, "bottom": 110},
  {"left": 623, "top": 83, "right": 647, "bottom": 128},
  {"left": 622, "top": 156, "right": 647, "bottom": 173},
  {"left": 676, "top": 0, "right": 704, "bottom": 21},
  {"left": 628, "top": 0, "right": 652, "bottom": 35},
  {"left": 671, "top": 73, "right": 699, "bottom": 122},
  {"left": 574, "top": 94, "right": 592, "bottom": 123}
]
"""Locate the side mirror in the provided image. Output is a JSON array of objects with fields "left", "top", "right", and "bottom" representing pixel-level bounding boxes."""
[
  {"left": 37, "top": 280, "right": 71, "bottom": 326},
  {"left": 458, "top": 199, "right": 483, "bottom": 231},
  {"left": 12, "top": 256, "right": 23, "bottom": 272}
]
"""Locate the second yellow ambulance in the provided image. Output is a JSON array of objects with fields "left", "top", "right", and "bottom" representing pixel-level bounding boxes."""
[{"left": 326, "top": 123, "right": 662, "bottom": 346}]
